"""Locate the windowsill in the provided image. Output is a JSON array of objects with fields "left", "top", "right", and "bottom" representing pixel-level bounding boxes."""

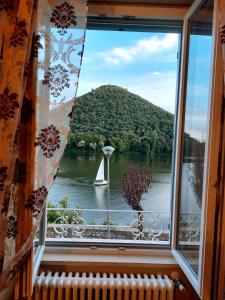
[{"left": 41, "top": 247, "right": 177, "bottom": 268}]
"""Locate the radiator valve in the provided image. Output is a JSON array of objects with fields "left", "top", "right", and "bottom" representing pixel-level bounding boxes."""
[{"left": 171, "top": 272, "right": 185, "bottom": 291}]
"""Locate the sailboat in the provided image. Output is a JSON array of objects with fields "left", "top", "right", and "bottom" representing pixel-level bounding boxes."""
[{"left": 94, "top": 158, "right": 108, "bottom": 186}]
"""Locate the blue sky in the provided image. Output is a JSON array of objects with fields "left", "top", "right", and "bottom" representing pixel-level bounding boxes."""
[
  {"left": 185, "top": 34, "right": 212, "bottom": 140},
  {"left": 77, "top": 30, "right": 179, "bottom": 113}
]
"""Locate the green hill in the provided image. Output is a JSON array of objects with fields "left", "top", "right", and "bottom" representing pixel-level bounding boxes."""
[{"left": 68, "top": 85, "right": 174, "bottom": 154}]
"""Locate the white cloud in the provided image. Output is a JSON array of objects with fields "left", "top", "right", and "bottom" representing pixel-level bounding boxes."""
[
  {"left": 184, "top": 85, "right": 210, "bottom": 140},
  {"left": 77, "top": 71, "right": 177, "bottom": 113},
  {"left": 126, "top": 71, "right": 177, "bottom": 113},
  {"left": 185, "top": 114, "right": 208, "bottom": 141},
  {"left": 100, "top": 33, "right": 178, "bottom": 65}
]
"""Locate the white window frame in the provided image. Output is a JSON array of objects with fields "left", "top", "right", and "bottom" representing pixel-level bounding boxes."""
[
  {"left": 32, "top": 205, "right": 47, "bottom": 285},
  {"left": 172, "top": 0, "right": 223, "bottom": 298}
]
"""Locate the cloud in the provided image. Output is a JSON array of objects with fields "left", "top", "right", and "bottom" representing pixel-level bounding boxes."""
[
  {"left": 77, "top": 71, "right": 177, "bottom": 114},
  {"left": 185, "top": 113, "right": 208, "bottom": 141},
  {"left": 183, "top": 84, "right": 210, "bottom": 140},
  {"left": 100, "top": 33, "right": 178, "bottom": 65},
  {"left": 125, "top": 71, "right": 177, "bottom": 113}
]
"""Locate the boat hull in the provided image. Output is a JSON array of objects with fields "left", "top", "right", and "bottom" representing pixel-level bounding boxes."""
[{"left": 94, "top": 180, "right": 108, "bottom": 186}]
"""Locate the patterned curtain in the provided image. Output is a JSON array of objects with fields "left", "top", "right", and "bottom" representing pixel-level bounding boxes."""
[{"left": 0, "top": 0, "right": 87, "bottom": 298}]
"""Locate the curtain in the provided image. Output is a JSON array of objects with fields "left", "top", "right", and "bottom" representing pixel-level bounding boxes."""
[{"left": 0, "top": 0, "right": 87, "bottom": 297}]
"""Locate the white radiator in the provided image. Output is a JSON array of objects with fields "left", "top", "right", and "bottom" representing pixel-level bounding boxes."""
[{"left": 33, "top": 272, "right": 175, "bottom": 300}]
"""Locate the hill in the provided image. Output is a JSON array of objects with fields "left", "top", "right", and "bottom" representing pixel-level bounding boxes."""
[{"left": 67, "top": 85, "right": 174, "bottom": 154}]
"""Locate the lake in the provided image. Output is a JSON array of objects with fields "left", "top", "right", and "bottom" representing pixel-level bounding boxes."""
[{"left": 48, "top": 152, "right": 173, "bottom": 226}]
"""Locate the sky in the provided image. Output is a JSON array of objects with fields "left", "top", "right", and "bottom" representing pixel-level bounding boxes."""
[
  {"left": 77, "top": 30, "right": 179, "bottom": 114},
  {"left": 184, "top": 34, "right": 212, "bottom": 141}
]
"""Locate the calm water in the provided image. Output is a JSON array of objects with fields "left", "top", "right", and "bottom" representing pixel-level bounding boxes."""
[{"left": 48, "top": 152, "right": 172, "bottom": 225}]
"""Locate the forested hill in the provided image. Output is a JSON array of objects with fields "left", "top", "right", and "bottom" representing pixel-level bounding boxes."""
[{"left": 68, "top": 85, "right": 174, "bottom": 154}]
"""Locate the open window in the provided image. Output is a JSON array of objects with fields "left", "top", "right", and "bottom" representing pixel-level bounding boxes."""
[
  {"left": 37, "top": 1, "right": 224, "bottom": 298},
  {"left": 172, "top": 0, "right": 224, "bottom": 297},
  {"left": 45, "top": 19, "right": 182, "bottom": 247}
]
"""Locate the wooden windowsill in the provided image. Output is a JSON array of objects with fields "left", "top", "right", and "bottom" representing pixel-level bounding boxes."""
[{"left": 41, "top": 247, "right": 177, "bottom": 269}]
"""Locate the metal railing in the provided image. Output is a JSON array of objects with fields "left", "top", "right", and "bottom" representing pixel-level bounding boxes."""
[{"left": 46, "top": 208, "right": 201, "bottom": 244}]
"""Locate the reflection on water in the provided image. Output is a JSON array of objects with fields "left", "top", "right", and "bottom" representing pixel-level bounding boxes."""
[
  {"left": 95, "top": 185, "right": 108, "bottom": 208},
  {"left": 180, "top": 163, "right": 201, "bottom": 213}
]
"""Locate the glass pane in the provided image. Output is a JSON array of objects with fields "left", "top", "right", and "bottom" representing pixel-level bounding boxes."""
[
  {"left": 46, "top": 29, "right": 180, "bottom": 245},
  {"left": 33, "top": 212, "right": 45, "bottom": 258},
  {"left": 177, "top": 0, "right": 213, "bottom": 276},
  {"left": 33, "top": 227, "right": 40, "bottom": 257}
]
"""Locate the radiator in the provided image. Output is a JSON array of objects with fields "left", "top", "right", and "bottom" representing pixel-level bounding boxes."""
[{"left": 33, "top": 272, "right": 175, "bottom": 300}]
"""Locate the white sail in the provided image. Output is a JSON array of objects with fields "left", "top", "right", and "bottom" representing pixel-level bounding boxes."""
[{"left": 95, "top": 158, "right": 105, "bottom": 181}]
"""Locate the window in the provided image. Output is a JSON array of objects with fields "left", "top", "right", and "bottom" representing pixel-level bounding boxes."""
[
  {"left": 45, "top": 21, "right": 181, "bottom": 246},
  {"left": 177, "top": 0, "right": 213, "bottom": 276},
  {"left": 172, "top": 0, "right": 223, "bottom": 297},
  {"left": 38, "top": 1, "right": 224, "bottom": 298}
]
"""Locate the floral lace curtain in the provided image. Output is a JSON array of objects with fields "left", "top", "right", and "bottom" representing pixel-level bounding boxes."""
[{"left": 0, "top": 0, "right": 87, "bottom": 297}]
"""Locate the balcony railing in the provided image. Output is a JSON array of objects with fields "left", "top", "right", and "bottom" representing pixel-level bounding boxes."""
[{"left": 46, "top": 208, "right": 201, "bottom": 244}]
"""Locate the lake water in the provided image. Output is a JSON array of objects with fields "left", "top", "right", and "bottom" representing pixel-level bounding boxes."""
[{"left": 48, "top": 152, "right": 172, "bottom": 226}]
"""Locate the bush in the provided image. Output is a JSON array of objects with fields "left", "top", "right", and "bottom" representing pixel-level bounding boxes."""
[
  {"left": 102, "top": 220, "right": 118, "bottom": 226},
  {"left": 47, "top": 198, "right": 85, "bottom": 224},
  {"left": 47, "top": 201, "right": 60, "bottom": 223}
]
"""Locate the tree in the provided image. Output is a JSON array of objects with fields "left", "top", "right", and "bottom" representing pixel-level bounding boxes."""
[
  {"left": 151, "top": 130, "right": 160, "bottom": 156},
  {"left": 188, "top": 143, "right": 205, "bottom": 209},
  {"left": 121, "top": 163, "right": 152, "bottom": 239}
]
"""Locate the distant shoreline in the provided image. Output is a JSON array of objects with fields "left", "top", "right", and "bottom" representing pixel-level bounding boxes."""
[{"left": 64, "top": 148, "right": 173, "bottom": 156}]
